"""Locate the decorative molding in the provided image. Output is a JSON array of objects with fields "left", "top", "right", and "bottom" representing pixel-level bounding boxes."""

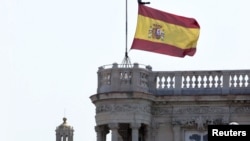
[
  {"left": 173, "top": 106, "right": 229, "bottom": 114},
  {"left": 152, "top": 107, "right": 172, "bottom": 115},
  {"left": 172, "top": 115, "right": 229, "bottom": 130},
  {"left": 152, "top": 106, "right": 230, "bottom": 115},
  {"left": 96, "top": 104, "right": 151, "bottom": 114},
  {"left": 230, "top": 106, "right": 250, "bottom": 113}
]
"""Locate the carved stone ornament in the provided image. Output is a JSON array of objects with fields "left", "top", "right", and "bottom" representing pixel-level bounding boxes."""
[
  {"left": 231, "top": 106, "right": 250, "bottom": 113},
  {"left": 172, "top": 116, "right": 229, "bottom": 130},
  {"left": 96, "top": 104, "right": 151, "bottom": 114},
  {"left": 151, "top": 107, "right": 172, "bottom": 115},
  {"left": 173, "top": 106, "right": 229, "bottom": 114}
]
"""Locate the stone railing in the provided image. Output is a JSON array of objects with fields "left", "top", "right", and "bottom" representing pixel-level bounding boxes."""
[{"left": 97, "top": 63, "right": 250, "bottom": 95}]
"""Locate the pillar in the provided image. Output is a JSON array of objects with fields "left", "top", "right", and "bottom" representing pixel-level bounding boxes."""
[
  {"left": 151, "top": 122, "right": 159, "bottom": 141},
  {"left": 145, "top": 125, "right": 151, "bottom": 141},
  {"left": 102, "top": 127, "right": 109, "bottom": 141},
  {"left": 109, "top": 123, "right": 119, "bottom": 141},
  {"left": 130, "top": 123, "right": 141, "bottom": 141},
  {"left": 95, "top": 126, "right": 103, "bottom": 141},
  {"left": 173, "top": 125, "right": 181, "bottom": 141}
]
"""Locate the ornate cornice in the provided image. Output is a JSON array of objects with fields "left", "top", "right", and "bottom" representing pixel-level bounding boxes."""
[{"left": 96, "top": 104, "right": 151, "bottom": 114}]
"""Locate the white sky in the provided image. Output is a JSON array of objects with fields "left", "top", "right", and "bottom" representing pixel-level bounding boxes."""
[{"left": 1, "top": 0, "right": 250, "bottom": 141}]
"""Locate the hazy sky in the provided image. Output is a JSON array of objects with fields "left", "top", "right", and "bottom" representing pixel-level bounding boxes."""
[{"left": 1, "top": 0, "right": 250, "bottom": 141}]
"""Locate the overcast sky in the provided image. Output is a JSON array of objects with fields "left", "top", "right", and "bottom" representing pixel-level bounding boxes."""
[{"left": 1, "top": 0, "right": 250, "bottom": 141}]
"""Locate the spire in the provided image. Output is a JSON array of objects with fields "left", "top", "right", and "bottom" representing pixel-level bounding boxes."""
[{"left": 55, "top": 117, "right": 74, "bottom": 141}]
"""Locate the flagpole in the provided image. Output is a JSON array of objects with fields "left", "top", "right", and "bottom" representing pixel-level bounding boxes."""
[
  {"left": 125, "top": 0, "right": 128, "bottom": 58},
  {"left": 121, "top": 0, "right": 150, "bottom": 68},
  {"left": 121, "top": 0, "right": 132, "bottom": 68}
]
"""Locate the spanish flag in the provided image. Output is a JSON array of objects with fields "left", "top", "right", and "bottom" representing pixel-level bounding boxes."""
[{"left": 131, "top": 4, "right": 200, "bottom": 57}]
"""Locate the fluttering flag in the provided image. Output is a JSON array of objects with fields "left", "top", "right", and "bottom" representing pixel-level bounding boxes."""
[{"left": 131, "top": 4, "right": 200, "bottom": 57}]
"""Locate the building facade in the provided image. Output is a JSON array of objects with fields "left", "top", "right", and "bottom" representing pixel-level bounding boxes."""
[{"left": 90, "top": 63, "right": 250, "bottom": 141}]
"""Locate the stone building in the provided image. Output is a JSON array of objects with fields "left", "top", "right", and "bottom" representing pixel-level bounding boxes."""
[
  {"left": 55, "top": 117, "right": 74, "bottom": 141},
  {"left": 90, "top": 62, "right": 250, "bottom": 141}
]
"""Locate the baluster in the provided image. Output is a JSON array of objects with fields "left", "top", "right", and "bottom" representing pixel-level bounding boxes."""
[
  {"left": 164, "top": 76, "right": 168, "bottom": 89},
  {"left": 242, "top": 74, "right": 246, "bottom": 87},
  {"left": 217, "top": 74, "right": 222, "bottom": 88},
  {"left": 247, "top": 74, "right": 250, "bottom": 88},
  {"left": 236, "top": 74, "right": 240, "bottom": 88},
  {"left": 170, "top": 75, "right": 174, "bottom": 88},
  {"left": 183, "top": 75, "right": 187, "bottom": 88},
  {"left": 200, "top": 74, "right": 205, "bottom": 88},
  {"left": 211, "top": 75, "right": 216, "bottom": 88},
  {"left": 189, "top": 75, "right": 194, "bottom": 88},
  {"left": 158, "top": 76, "right": 163, "bottom": 89},
  {"left": 231, "top": 75, "right": 236, "bottom": 88},
  {"left": 206, "top": 75, "right": 210, "bottom": 88},
  {"left": 194, "top": 75, "right": 199, "bottom": 88},
  {"left": 214, "top": 75, "right": 218, "bottom": 88}
]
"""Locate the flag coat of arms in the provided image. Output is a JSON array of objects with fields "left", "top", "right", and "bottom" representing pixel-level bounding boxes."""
[{"left": 131, "top": 5, "right": 200, "bottom": 57}]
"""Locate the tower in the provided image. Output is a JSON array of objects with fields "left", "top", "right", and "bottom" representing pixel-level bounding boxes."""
[{"left": 55, "top": 117, "right": 74, "bottom": 141}]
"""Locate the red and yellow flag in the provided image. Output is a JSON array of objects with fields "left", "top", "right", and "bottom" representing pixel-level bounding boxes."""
[{"left": 131, "top": 5, "right": 200, "bottom": 57}]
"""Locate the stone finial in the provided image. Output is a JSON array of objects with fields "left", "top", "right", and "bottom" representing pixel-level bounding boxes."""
[
  {"left": 112, "top": 63, "right": 118, "bottom": 68},
  {"left": 133, "top": 63, "right": 139, "bottom": 68},
  {"left": 63, "top": 117, "right": 67, "bottom": 124},
  {"left": 98, "top": 66, "right": 104, "bottom": 70},
  {"left": 146, "top": 65, "right": 152, "bottom": 71}
]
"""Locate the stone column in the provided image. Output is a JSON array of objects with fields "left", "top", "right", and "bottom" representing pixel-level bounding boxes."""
[
  {"left": 145, "top": 125, "right": 151, "bottom": 141},
  {"left": 109, "top": 123, "right": 119, "bottom": 141},
  {"left": 173, "top": 125, "right": 181, "bottom": 141},
  {"left": 130, "top": 123, "right": 141, "bottom": 141},
  {"left": 102, "top": 127, "right": 110, "bottom": 141},
  {"left": 69, "top": 135, "right": 73, "bottom": 141},
  {"left": 95, "top": 126, "right": 103, "bottom": 141},
  {"left": 151, "top": 121, "right": 159, "bottom": 141},
  {"left": 63, "top": 135, "right": 66, "bottom": 141},
  {"left": 56, "top": 134, "right": 60, "bottom": 141}
]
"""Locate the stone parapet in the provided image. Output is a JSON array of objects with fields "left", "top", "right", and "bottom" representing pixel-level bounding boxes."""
[{"left": 97, "top": 63, "right": 250, "bottom": 95}]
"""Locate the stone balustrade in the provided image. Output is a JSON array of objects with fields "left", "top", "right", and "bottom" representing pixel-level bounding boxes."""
[{"left": 97, "top": 63, "right": 250, "bottom": 95}]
